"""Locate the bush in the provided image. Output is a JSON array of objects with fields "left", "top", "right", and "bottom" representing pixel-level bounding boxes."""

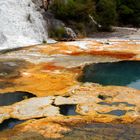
[
  {"left": 48, "top": 26, "right": 67, "bottom": 40},
  {"left": 50, "top": 0, "right": 95, "bottom": 22},
  {"left": 50, "top": 0, "right": 96, "bottom": 35},
  {"left": 117, "top": 0, "right": 140, "bottom": 27},
  {"left": 49, "top": 0, "right": 140, "bottom": 35},
  {"left": 96, "top": 0, "right": 117, "bottom": 31}
]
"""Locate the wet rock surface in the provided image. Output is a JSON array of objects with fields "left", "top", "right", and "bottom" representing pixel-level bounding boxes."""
[
  {"left": 1, "top": 116, "right": 140, "bottom": 140},
  {"left": 0, "top": 40, "right": 140, "bottom": 139},
  {"left": 0, "top": 59, "right": 27, "bottom": 79}
]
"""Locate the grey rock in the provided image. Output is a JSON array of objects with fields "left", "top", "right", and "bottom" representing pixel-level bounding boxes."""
[{"left": 0, "top": 33, "right": 7, "bottom": 45}]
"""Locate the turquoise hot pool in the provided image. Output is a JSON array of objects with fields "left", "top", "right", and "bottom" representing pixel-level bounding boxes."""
[{"left": 81, "top": 61, "right": 140, "bottom": 89}]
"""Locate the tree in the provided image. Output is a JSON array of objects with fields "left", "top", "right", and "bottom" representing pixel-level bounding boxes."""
[
  {"left": 50, "top": 0, "right": 95, "bottom": 21},
  {"left": 116, "top": 0, "right": 140, "bottom": 27},
  {"left": 96, "top": 0, "right": 117, "bottom": 31}
]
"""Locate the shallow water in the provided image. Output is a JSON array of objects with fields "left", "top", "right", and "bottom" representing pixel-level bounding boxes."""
[
  {"left": 0, "top": 91, "right": 36, "bottom": 130},
  {"left": 81, "top": 61, "right": 140, "bottom": 89},
  {"left": 59, "top": 105, "right": 78, "bottom": 116},
  {"left": 0, "top": 91, "right": 36, "bottom": 106},
  {"left": 0, "top": 119, "right": 24, "bottom": 131}
]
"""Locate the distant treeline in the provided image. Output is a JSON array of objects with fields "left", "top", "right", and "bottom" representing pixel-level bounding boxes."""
[{"left": 50, "top": 0, "right": 140, "bottom": 33}]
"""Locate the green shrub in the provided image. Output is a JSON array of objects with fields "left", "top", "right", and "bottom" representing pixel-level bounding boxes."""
[
  {"left": 49, "top": 0, "right": 140, "bottom": 34},
  {"left": 42, "top": 40, "right": 47, "bottom": 44},
  {"left": 50, "top": 0, "right": 95, "bottom": 22},
  {"left": 96, "top": 0, "right": 117, "bottom": 31},
  {"left": 117, "top": 0, "right": 140, "bottom": 26},
  {"left": 48, "top": 26, "right": 67, "bottom": 40},
  {"left": 50, "top": 0, "right": 97, "bottom": 35}
]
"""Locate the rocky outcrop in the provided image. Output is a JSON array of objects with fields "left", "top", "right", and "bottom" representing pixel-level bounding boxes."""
[
  {"left": 0, "top": 97, "right": 60, "bottom": 123},
  {"left": 0, "top": 0, "right": 48, "bottom": 50},
  {"left": 45, "top": 12, "right": 77, "bottom": 41},
  {"left": 64, "top": 27, "right": 77, "bottom": 40}
]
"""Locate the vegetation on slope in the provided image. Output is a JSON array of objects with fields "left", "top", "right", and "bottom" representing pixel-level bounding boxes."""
[{"left": 49, "top": 0, "right": 140, "bottom": 36}]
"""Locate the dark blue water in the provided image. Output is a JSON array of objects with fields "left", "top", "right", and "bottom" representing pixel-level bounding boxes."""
[
  {"left": 81, "top": 61, "right": 140, "bottom": 89},
  {"left": 0, "top": 91, "right": 36, "bottom": 131},
  {"left": 0, "top": 91, "right": 36, "bottom": 106},
  {"left": 0, "top": 119, "right": 24, "bottom": 131},
  {"left": 59, "top": 105, "right": 78, "bottom": 116}
]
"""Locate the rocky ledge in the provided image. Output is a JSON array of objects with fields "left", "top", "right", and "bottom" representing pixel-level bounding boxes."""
[{"left": 0, "top": 39, "right": 140, "bottom": 139}]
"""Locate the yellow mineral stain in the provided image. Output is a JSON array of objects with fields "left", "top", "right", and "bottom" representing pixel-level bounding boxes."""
[
  {"left": 0, "top": 40, "right": 140, "bottom": 139},
  {"left": 0, "top": 62, "right": 78, "bottom": 96}
]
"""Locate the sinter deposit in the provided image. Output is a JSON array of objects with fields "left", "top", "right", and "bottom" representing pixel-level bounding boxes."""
[{"left": 0, "top": 0, "right": 48, "bottom": 50}]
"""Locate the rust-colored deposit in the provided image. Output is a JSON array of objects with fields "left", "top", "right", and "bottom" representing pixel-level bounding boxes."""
[
  {"left": 1, "top": 115, "right": 140, "bottom": 139},
  {"left": 0, "top": 39, "right": 140, "bottom": 139},
  {"left": 0, "top": 83, "right": 140, "bottom": 125},
  {"left": 0, "top": 61, "right": 78, "bottom": 96},
  {"left": 1, "top": 40, "right": 139, "bottom": 60},
  {"left": 36, "top": 40, "right": 140, "bottom": 60}
]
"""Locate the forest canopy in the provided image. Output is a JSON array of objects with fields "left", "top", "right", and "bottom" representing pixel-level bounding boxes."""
[{"left": 50, "top": 0, "right": 140, "bottom": 32}]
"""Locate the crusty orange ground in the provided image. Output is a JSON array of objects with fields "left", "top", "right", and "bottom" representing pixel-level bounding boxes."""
[{"left": 0, "top": 62, "right": 79, "bottom": 96}]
